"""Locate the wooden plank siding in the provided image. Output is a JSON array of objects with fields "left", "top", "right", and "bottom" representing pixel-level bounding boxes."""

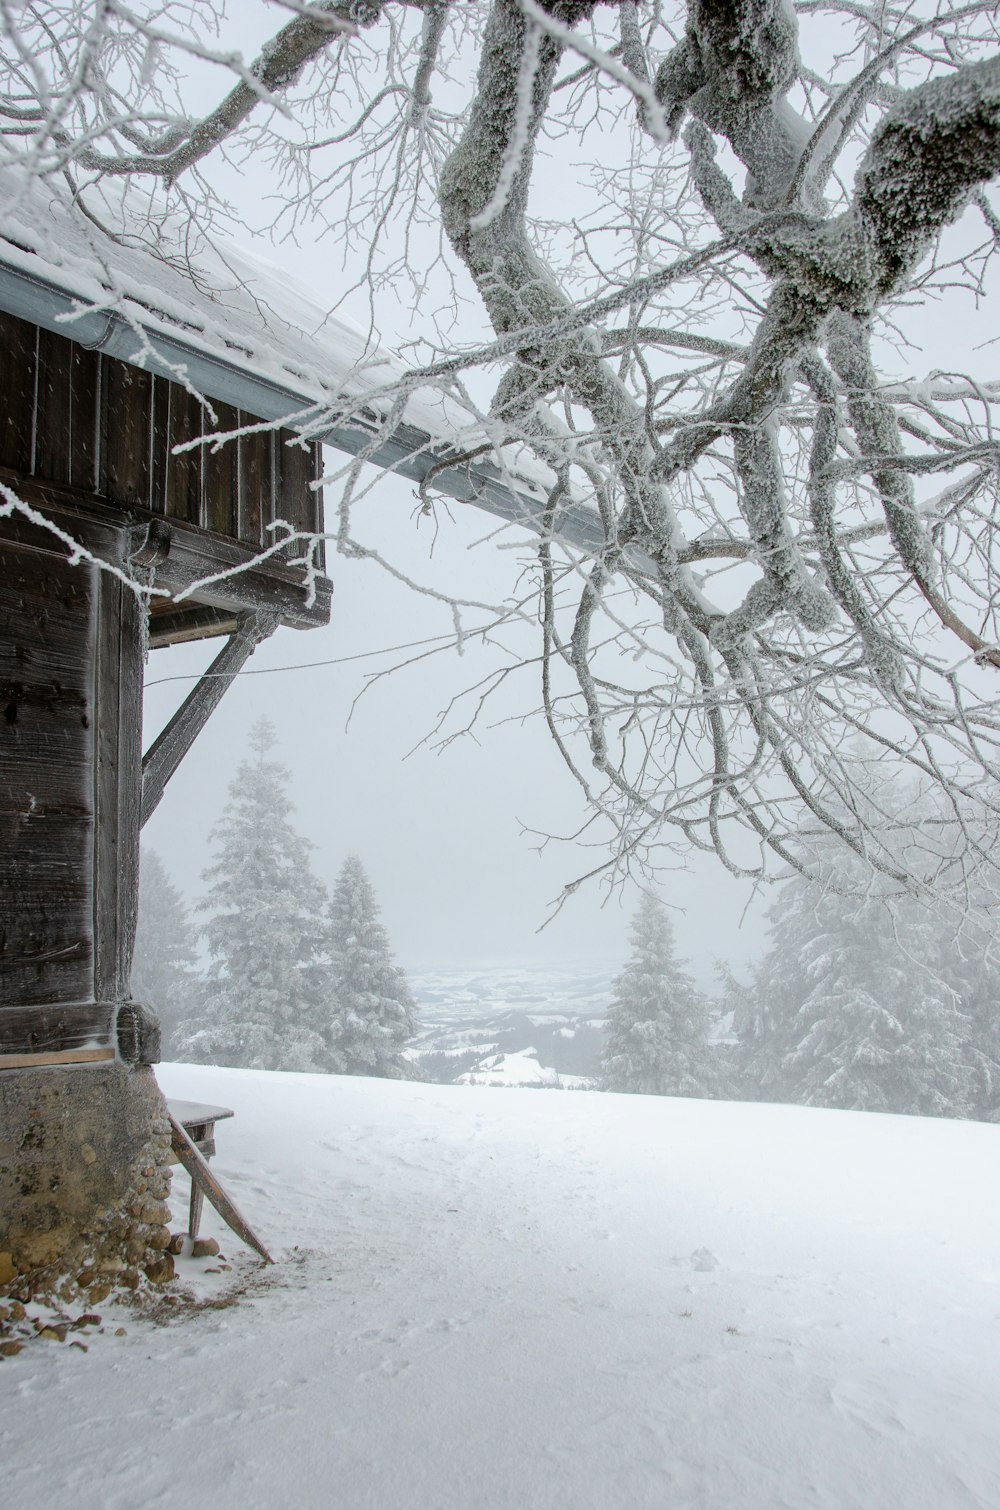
[
  {"left": 0, "top": 309, "right": 36, "bottom": 476},
  {"left": 0, "top": 308, "right": 324, "bottom": 576},
  {"left": 0, "top": 539, "right": 96, "bottom": 1009},
  {"left": 0, "top": 507, "right": 150, "bottom": 1055}
]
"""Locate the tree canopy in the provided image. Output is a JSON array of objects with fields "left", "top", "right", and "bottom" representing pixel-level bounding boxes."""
[
  {"left": 3, "top": 2, "right": 999, "bottom": 903},
  {"left": 734, "top": 785, "right": 1000, "bottom": 1117}
]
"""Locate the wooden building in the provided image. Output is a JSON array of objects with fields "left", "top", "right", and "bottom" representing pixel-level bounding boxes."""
[{"left": 0, "top": 301, "right": 330, "bottom": 1073}]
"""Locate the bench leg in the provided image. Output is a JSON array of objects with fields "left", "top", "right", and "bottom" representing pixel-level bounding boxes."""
[{"left": 188, "top": 1171, "right": 206, "bottom": 1240}]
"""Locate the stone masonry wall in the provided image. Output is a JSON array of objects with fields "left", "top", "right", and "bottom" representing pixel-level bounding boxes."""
[{"left": 0, "top": 1063, "right": 174, "bottom": 1304}]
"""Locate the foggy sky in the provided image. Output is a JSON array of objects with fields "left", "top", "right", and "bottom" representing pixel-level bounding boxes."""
[{"left": 142, "top": 477, "right": 768, "bottom": 987}]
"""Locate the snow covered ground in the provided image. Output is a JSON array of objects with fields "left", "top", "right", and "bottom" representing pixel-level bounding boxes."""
[{"left": 5, "top": 1063, "right": 1000, "bottom": 1510}]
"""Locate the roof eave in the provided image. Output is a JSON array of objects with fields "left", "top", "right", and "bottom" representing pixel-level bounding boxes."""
[{"left": 0, "top": 252, "right": 609, "bottom": 559}]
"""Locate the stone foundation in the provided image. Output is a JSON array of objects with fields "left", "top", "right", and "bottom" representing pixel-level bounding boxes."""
[{"left": 0, "top": 1062, "right": 173, "bottom": 1304}]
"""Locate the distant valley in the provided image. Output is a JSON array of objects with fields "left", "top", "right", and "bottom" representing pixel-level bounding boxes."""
[{"left": 407, "top": 965, "right": 613, "bottom": 1088}]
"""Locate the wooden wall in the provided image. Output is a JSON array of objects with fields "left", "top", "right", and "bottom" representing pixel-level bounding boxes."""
[
  {"left": 0, "top": 312, "right": 331, "bottom": 1062},
  {"left": 0, "top": 539, "right": 94, "bottom": 1017},
  {"left": 0, "top": 309, "right": 322, "bottom": 554},
  {"left": 0, "top": 510, "right": 149, "bottom": 1057}
]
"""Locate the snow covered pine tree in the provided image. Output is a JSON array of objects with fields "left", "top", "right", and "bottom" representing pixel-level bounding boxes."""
[
  {"left": 602, "top": 892, "right": 714, "bottom": 1097},
  {"left": 738, "top": 832, "right": 976, "bottom": 1118},
  {"left": 182, "top": 718, "right": 333, "bottom": 1072},
  {"left": 327, "top": 855, "right": 418, "bottom": 1079},
  {"left": 132, "top": 849, "right": 202, "bottom": 1057}
]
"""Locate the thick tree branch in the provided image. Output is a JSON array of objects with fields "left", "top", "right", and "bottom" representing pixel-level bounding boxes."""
[
  {"left": 827, "top": 311, "right": 1000, "bottom": 671},
  {"left": 856, "top": 54, "right": 1000, "bottom": 298}
]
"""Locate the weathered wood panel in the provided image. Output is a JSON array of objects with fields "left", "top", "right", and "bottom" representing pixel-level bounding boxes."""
[
  {"left": 0, "top": 309, "right": 328, "bottom": 640},
  {"left": 0, "top": 541, "right": 95, "bottom": 1006},
  {"left": 0, "top": 310, "right": 323, "bottom": 556},
  {"left": 92, "top": 567, "right": 144, "bottom": 1003},
  {"left": 149, "top": 373, "right": 171, "bottom": 516},
  {"left": 69, "top": 340, "right": 101, "bottom": 492},
  {"left": 205, "top": 400, "right": 239, "bottom": 539},
  {"left": 0, "top": 1002, "right": 113, "bottom": 1057},
  {"left": 34, "top": 324, "right": 74, "bottom": 486},
  {"left": 0, "top": 308, "right": 36, "bottom": 476},
  {"left": 238, "top": 422, "right": 270, "bottom": 549},
  {"left": 274, "top": 435, "right": 312, "bottom": 533},
  {"left": 103, "top": 359, "right": 152, "bottom": 508},
  {"left": 165, "top": 384, "right": 205, "bottom": 527},
  {"left": 0, "top": 472, "right": 331, "bottom": 633},
  {"left": 10, "top": 322, "right": 102, "bottom": 494},
  {"left": 147, "top": 602, "right": 238, "bottom": 648}
]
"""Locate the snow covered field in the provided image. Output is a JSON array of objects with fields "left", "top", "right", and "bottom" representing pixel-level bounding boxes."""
[{"left": 5, "top": 1063, "right": 1000, "bottom": 1510}]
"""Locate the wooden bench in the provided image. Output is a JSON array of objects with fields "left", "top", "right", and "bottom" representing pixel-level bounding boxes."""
[{"left": 167, "top": 1099, "right": 234, "bottom": 1241}]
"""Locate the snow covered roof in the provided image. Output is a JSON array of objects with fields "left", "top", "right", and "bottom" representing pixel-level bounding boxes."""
[{"left": 0, "top": 170, "right": 603, "bottom": 554}]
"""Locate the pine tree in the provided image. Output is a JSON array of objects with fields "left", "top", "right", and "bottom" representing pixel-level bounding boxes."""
[
  {"left": 920, "top": 912, "right": 1000, "bottom": 1123},
  {"left": 602, "top": 893, "right": 714, "bottom": 1097},
  {"left": 132, "top": 847, "right": 201, "bottom": 1056},
  {"left": 326, "top": 854, "right": 417, "bottom": 1078},
  {"left": 739, "top": 836, "right": 974, "bottom": 1118},
  {"left": 180, "top": 717, "right": 332, "bottom": 1072}
]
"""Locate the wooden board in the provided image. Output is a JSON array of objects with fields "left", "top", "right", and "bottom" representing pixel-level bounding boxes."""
[
  {"left": 0, "top": 1001, "right": 114, "bottom": 1056},
  {"left": 0, "top": 309, "right": 322, "bottom": 564},
  {"left": 0, "top": 308, "right": 36, "bottom": 475},
  {"left": 0, "top": 1046, "right": 115, "bottom": 1070},
  {"left": 92, "top": 565, "right": 143, "bottom": 1004},
  {"left": 102, "top": 359, "right": 153, "bottom": 508}
]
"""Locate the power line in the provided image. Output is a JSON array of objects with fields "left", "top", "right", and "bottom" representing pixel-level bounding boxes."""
[{"left": 143, "top": 629, "right": 466, "bottom": 688}]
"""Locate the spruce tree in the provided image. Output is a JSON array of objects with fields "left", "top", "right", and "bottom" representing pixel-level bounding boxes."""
[
  {"left": 602, "top": 892, "right": 714, "bottom": 1097},
  {"left": 180, "top": 717, "right": 331, "bottom": 1072},
  {"left": 920, "top": 911, "right": 1000, "bottom": 1123},
  {"left": 740, "top": 836, "right": 974, "bottom": 1118},
  {"left": 326, "top": 854, "right": 417, "bottom": 1078},
  {"left": 132, "top": 847, "right": 201, "bottom": 1056}
]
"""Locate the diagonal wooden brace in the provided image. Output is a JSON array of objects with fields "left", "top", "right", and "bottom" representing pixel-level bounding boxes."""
[{"left": 140, "top": 608, "right": 278, "bottom": 828}]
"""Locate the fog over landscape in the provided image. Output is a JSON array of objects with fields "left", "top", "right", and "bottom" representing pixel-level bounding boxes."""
[{"left": 142, "top": 500, "right": 767, "bottom": 985}]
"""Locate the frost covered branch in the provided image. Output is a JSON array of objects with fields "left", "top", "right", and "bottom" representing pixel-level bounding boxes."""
[{"left": 4, "top": 0, "right": 1000, "bottom": 897}]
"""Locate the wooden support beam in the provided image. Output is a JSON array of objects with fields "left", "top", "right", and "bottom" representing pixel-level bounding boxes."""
[
  {"left": 93, "top": 563, "right": 144, "bottom": 1007},
  {"left": 0, "top": 471, "right": 333, "bottom": 632},
  {"left": 140, "top": 610, "right": 278, "bottom": 828},
  {"left": 0, "top": 1047, "right": 115, "bottom": 1070},
  {"left": 0, "top": 1002, "right": 115, "bottom": 1058}
]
